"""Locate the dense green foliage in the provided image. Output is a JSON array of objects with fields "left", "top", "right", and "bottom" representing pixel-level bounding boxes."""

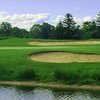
[
  {"left": 30, "top": 23, "right": 55, "bottom": 39},
  {"left": 0, "top": 22, "right": 12, "bottom": 37},
  {"left": 0, "top": 12, "right": 100, "bottom": 39}
]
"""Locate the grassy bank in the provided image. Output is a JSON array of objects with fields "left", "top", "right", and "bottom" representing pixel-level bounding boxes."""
[
  {"left": 0, "top": 81, "right": 100, "bottom": 91},
  {"left": 0, "top": 38, "right": 100, "bottom": 85}
]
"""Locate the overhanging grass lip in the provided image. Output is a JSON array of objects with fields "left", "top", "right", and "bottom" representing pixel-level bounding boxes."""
[
  {"left": 28, "top": 50, "right": 100, "bottom": 56},
  {"left": 28, "top": 50, "right": 67, "bottom": 56}
]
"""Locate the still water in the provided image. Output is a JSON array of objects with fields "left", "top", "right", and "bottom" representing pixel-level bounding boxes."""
[{"left": 0, "top": 86, "right": 100, "bottom": 100}]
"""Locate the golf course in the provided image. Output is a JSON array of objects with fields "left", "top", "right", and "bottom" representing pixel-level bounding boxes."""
[{"left": 0, "top": 38, "right": 100, "bottom": 89}]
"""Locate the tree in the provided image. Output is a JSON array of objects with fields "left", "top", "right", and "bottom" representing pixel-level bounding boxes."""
[
  {"left": 93, "top": 12, "right": 100, "bottom": 38},
  {"left": 0, "top": 22, "right": 12, "bottom": 36},
  {"left": 55, "top": 21, "right": 64, "bottom": 39},
  {"left": 62, "top": 13, "right": 76, "bottom": 39},
  {"left": 12, "top": 27, "right": 21, "bottom": 37},
  {"left": 30, "top": 23, "right": 55, "bottom": 39},
  {"left": 12, "top": 27, "right": 30, "bottom": 38},
  {"left": 72, "top": 25, "right": 83, "bottom": 40},
  {"left": 82, "top": 21, "right": 97, "bottom": 39},
  {"left": 30, "top": 24, "right": 42, "bottom": 38},
  {"left": 20, "top": 29, "right": 30, "bottom": 38},
  {"left": 63, "top": 13, "right": 76, "bottom": 29},
  {"left": 96, "top": 12, "right": 100, "bottom": 26},
  {"left": 41, "top": 23, "right": 55, "bottom": 39}
]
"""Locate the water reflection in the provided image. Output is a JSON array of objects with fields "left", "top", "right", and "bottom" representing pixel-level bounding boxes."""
[{"left": 0, "top": 86, "right": 100, "bottom": 100}]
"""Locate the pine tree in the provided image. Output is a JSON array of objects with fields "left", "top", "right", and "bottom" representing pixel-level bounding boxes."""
[
  {"left": 63, "top": 13, "right": 76, "bottom": 29},
  {"left": 96, "top": 12, "right": 100, "bottom": 26},
  {"left": 62, "top": 13, "right": 76, "bottom": 39}
]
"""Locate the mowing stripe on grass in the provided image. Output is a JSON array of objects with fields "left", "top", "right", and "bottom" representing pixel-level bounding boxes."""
[{"left": 0, "top": 46, "right": 71, "bottom": 50}]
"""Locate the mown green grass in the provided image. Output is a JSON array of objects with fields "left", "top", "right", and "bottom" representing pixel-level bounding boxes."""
[
  {"left": 0, "top": 37, "right": 100, "bottom": 47},
  {"left": 0, "top": 38, "right": 100, "bottom": 85},
  {"left": 0, "top": 38, "right": 33, "bottom": 47}
]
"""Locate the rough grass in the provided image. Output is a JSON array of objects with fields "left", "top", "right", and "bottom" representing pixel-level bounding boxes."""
[
  {"left": 19, "top": 68, "right": 37, "bottom": 80},
  {"left": 0, "top": 38, "right": 100, "bottom": 85}
]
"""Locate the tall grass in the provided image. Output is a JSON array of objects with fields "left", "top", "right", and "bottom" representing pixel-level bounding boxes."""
[
  {"left": 54, "top": 68, "right": 100, "bottom": 84},
  {"left": 19, "top": 68, "right": 37, "bottom": 80},
  {"left": 54, "top": 69, "right": 80, "bottom": 84}
]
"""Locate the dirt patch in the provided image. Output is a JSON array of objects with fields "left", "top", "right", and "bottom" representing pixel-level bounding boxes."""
[
  {"left": 30, "top": 52, "right": 100, "bottom": 63},
  {"left": 0, "top": 81, "right": 100, "bottom": 91},
  {"left": 28, "top": 41, "right": 100, "bottom": 46}
]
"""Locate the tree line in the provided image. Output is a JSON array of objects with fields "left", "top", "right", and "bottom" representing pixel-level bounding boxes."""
[{"left": 0, "top": 12, "right": 100, "bottom": 40}]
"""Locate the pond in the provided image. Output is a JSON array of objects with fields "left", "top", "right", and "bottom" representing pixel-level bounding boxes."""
[{"left": 0, "top": 85, "right": 100, "bottom": 100}]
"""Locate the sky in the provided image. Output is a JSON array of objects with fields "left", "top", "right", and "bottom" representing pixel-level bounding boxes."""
[{"left": 0, "top": 0, "right": 100, "bottom": 30}]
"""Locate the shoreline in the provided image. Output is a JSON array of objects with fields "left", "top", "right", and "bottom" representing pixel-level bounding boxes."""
[{"left": 0, "top": 81, "right": 100, "bottom": 91}]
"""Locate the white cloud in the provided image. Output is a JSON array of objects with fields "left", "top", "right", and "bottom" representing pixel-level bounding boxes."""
[
  {"left": 53, "top": 15, "right": 94, "bottom": 26},
  {"left": 0, "top": 12, "right": 94, "bottom": 29},
  {"left": 83, "top": 16, "right": 92, "bottom": 22},
  {"left": 74, "top": 16, "right": 93, "bottom": 25},
  {"left": 0, "top": 12, "right": 49, "bottom": 30},
  {"left": 52, "top": 15, "right": 65, "bottom": 26},
  {"left": 0, "top": 12, "right": 8, "bottom": 16},
  {"left": 74, "top": 17, "right": 83, "bottom": 25}
]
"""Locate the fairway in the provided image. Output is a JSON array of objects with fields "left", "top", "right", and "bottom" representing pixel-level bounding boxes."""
[
  {"left": 0, "top": 38, "right": 100, "bottom": 85},
  {"left": 30, "top": 51, "right": 100, "bottom": 63}
]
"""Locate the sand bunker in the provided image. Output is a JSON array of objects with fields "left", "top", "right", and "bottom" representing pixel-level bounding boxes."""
[
  {"left": 30, "top": 52, "right": 100, "bottom": 63},
  {"left": 28, "top": 41, "right": 100, "bottom": 46}
]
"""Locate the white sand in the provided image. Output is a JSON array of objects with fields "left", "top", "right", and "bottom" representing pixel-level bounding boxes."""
[
  {"left": 30, "top": 52, "right": 100, "bottom": 63},
  {"left": 28, "top": 41, "right": 100, "bottom": 46}
]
